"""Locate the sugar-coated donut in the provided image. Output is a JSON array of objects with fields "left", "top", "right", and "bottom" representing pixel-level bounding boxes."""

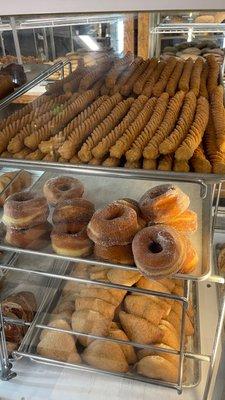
[
  {"left": 132, "top": 225, "right": 186, "bottom": 278},
  {"left": 3, "top": 191, "right": 49, "bottom": 229},
  {"left": 43, "top": 176, "right": 84, "bottom": 206},
  {"left": 114, "top": 198, "right": 147, "bottom": 230},
  {"left": 139, "top": 184, "right": 190, "bottom": 223},
  {"left": 5, "top": 222, "right": 51, "bottom": 250},
  {"left": 51, "top": 226, "right": 93, "bottom": 257},
  {"left": 179, "top": 235, "right": 198, "bottom": 274},
  {"left": 52, "top": 198, "right": 95, "bottom": 232},
  {"left": 94, "top": 243, "right": 134, "bottom": 265},
  {"left": 87, "top": 203, "right": 139, "bottom": 246},
  {"left": 166, "top": 210, "right": 197, "bottom": 234}
]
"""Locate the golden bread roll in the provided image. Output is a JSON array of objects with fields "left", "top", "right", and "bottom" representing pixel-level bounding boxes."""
[
  {"left": 109, "top": 328, "right": 137, "bottom": 364},
  {"left": 75, "top": 297, "right": 116, "bottom": 319},
  {"left": 119, "top": 311, "right": 163, "bottom": 344},
  {"left": 124, "top": 295, "right": 165, "bottom": 326},
  {"left": 137, "top": 355, "right": 178, "bottom": 383}
]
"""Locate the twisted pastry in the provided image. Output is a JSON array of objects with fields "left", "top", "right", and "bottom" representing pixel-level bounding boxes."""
[
  {"left": 100, "top": 85, "right": 110, "bottom": 95},
  {"left": 79, "top": 62, "right": 111, "bottom": 92},
  {"left": 25, "top": 149, "right": 44, "bottom": 160},
  {"left": 124, "top": 160, "right": 141, "bottom": 169},
  {"left": 102, "top": 157, "right": 120, "bottom": 167},
  {"left": 166, "top": 61, "right": 184, "bottom": 97},
  {"left": 105, "top": 52, "right": 133, "bottom": 89},
  {"left": 190, "top": 57, "right": 204, "bottom": 97},
  {"left": 133, "top": 58, "right": 158, "bottom": 95},
  {"left": 78, "top": 98, "right": 133, "bottom": 162},
  {"left": 69, "top": 155, "right": 82, "bottom": 165},
  {"left": 110, "top": 57, "right": 143, "bottom": 95},
  {"left": 159, "top": 91, "right": 197, "bottom": 155},
  {"left": 110, "top": 97, "right": 157, "bottom": 159},
  {"left": 157, "top": 155, "right": 173, "bottom": 171},
  {"left": 63, "top": 68, "right": 88, "bottom": 93},
  {"left": 143, "top": 159, "right": 157, "bottom": 170},
  {"left": 92, "top": 96, "right": 147, "bottom": 159},
  {"left": 190, "top": 146, "right": 212, "bottom": 173},
  {"left": 8, "top": 99, "right": 66, "bottom": 153},
  {"left": 142, "top": 62, "right": 165, "bottom": 97},
  {"left": 42, "top": 152, "right": 58, "bottom": 162},
  {"left": 59, "top": 93, "right": 122, "bottom": 160},
  {"left": 143, "top": 91, "right": 185, "bottom": 159},
  {"left": 204, "top": 114, "right": 225, "bottom": 174},
  {"left": 38, "top": 132, "right": 67, "bottom": 154},
  {"left": 178, "top": 58, "right": 193, "bottom": 92},
  {"left": 40, "top": 96, "right": 108, "bottom": 154},
  {"left": 88, "top": 157, "right": 103, "bottom": 166},
  {"left": 173, "top": 160, "right": 190, "bottom": 172},
  {"left": 152, "top": 57, "right": 177, "bottom": 97},
  {"left": 125, "top": 93, "right": 169, "bottom": 162},
  {"left": 0, "top": 151, "right": 12, "bottom": 158},
  {"left": 210, "top": 85, "right": 225, "bottom": 152},
  {"left": 175, "top": 96, "right": 209, "bottom": 161},
  {"left": 25, "top": 90, "right": 96, "bottom": 150},
  {"left": 206, "top": 55, "right": 220, "bottom": 95},
  {"left": 120, "top": 59, "right": 150, "bottom": 96},
  {"left": 13, "top": 148, "right": 31, "bottom": 159},
  {"left": 199, "top": 63, "right": 209, "bottom": 99}
]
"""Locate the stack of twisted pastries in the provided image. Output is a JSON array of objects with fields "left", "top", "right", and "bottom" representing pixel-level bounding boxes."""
[
  {"left": 0, "top": 52, "right": 224, "bottom": 174},
  {"left": 37, "top": 262, "right": 195, "bottom": 383}
]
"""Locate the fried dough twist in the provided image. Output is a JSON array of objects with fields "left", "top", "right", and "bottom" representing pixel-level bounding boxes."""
[
  {"left": 178, "top": 58, "right": 193, "bottom": 92},
  {"left": 199, "top": 63, "right": 208, "bottom": 99},
  {"left": 124, "top": 160, "right": 141, "bottom": 169},
  {"left": 25, "top": 90, "right": 96, "bottom": 150},
  {"left": 173, "top": 160, "right": 190, "bottom": 172},
  {"left": 142, "top": 62, "right": 165, "bottom": 97},
  {"left": 133, "top": 58, "right": 158, "bottom": 95},
  {"left": 166, "top": 61, "right": 184, "bottom": 97},
  {"left": 105, "top": 52, "right": 133, "bottom": 89},
  {"left": 157, "top": 155, "right": 173, "bottom": 171},
  {"left": 13, "top": 148, "right": 31, "bottom": 159},
  {"left": 204, "top": 114, "right": 225, "bottom": 174},
  {"left": 110, "top": 97, "right": 157, "bottom": 159},
  {"left": 210, "top": 85, "right": 225, "bottom": 152},
  {"left": 159, "top": 91, "right": 197, "bottom": 155},
  {"left": 143, "top": 91, "right": 185, "bottom": 159},
  {"left": 190, "top": 145, "right": 212, "bottom": 173},
  {"left": 143, "top": 159, "right": 157, "bottom": 170},
  {"left": 120, "top": 59, "right": 150, "bottom": 96},
  {"left": 125, "top": 92, "right": 169, "bottom": 162},
  {"left": 110, "top": 57, "right": 143, "bottom": 95},
  {"left": 25, "top": 149, "right": 44, "bottom": 160},
  {"left": 102, "top": 157, "right": 120, "bottom": 167},
  {"left": 58, "top": 93, "right": 122, "bottom": 160},
  {"left": 79, "top": 62, "right": 111, "bottom": 92},
  {"left": 206, "top": 55, "right": 220, "bottom": 95},
  {"left": 152, "top": 57, "right": 177, "bottom": 97},
  {"left": 175, "top": 96, "right": 209, "bottom": 161},
  {"left": 78, "top": 98, "right": 133, "bottom": 162},
  {"left": 92, "top": 95, "right": 148, "bottom": 159},
  {"left": 190, "top": 57, "right": 204, "bottom": 97}
]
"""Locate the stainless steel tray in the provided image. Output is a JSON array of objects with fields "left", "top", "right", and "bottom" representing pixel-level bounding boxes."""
[
  {"left": 0, "top": 170, "right": 212, "bottom": 281},
  {"left": 14, "top": 276, "right": 201, "bottom": 390}
]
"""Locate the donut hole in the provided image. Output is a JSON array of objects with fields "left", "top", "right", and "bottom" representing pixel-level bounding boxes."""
[
  {"left": 105, "top": 209, "right": 124, "bottom": 221},
  {"left": 148, "top": 184, "right": 174, "bottom": 199},
  {"left": 149, "top": 241, "right": 163, "bottom": 254},
  {"left": 59, "top": 184, "right": 70, "bottom": 192}
]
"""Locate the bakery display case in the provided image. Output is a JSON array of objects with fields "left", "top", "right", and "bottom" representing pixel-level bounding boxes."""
[{"left": 0, "top": 5, "right": 225, "bottom": 400}]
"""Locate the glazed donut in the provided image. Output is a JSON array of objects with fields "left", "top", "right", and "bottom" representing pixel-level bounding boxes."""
[
  {"left": 114, "top": 198, "right": 147, "bottom": 230},
  {"left": 52, "top": 198, "right": 95, "bottom": 232},
  {"left": 132, "top": 225, "right": 186, "bottom": 278},
  {"left": 179, "top": 235, "right": 198, "bottom": 274},
  {"left": 94, "top": 243, "right": 134, "bottom": 265},
  {"left": 3, "top": 191, "right": 49, "bottom": 229},
  {"left": 87, "top": 203, "right": 139, "bottom": 246},
  {"left": 5, "top": 222, "right": 51, "bottom": 250},
  {"left": 51, "top": 226, "right": 93, "bottom": 257},
  {"left": 139, "top": 184, "right": 190, "bottom": 223},
  {"left": 43, "top": 176, "right": 84, "bottom": 206},
  {"left": 166, "top": 210, "right": 197, "bottom": 234}
]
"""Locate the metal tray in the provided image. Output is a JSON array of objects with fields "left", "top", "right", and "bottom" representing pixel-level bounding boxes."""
[
  {"left": 0, "top": 170, "right": 212, "bottom": 281},
  {"left": 13, "top": 276, "right": 201, "bottom": 390}
]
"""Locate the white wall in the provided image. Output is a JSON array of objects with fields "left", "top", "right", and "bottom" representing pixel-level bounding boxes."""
[{"left": 0, "top": 0, "right": 225, "bottom": 16}]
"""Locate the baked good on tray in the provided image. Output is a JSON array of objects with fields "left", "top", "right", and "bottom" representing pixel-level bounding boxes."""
[{"left": 0, "top": 53, "right": 223, "bottom": 174}]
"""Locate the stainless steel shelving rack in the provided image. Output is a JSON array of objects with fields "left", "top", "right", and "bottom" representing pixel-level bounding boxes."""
[{"left": 0, "top": 158, "right": 224, "bottom": 400}]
